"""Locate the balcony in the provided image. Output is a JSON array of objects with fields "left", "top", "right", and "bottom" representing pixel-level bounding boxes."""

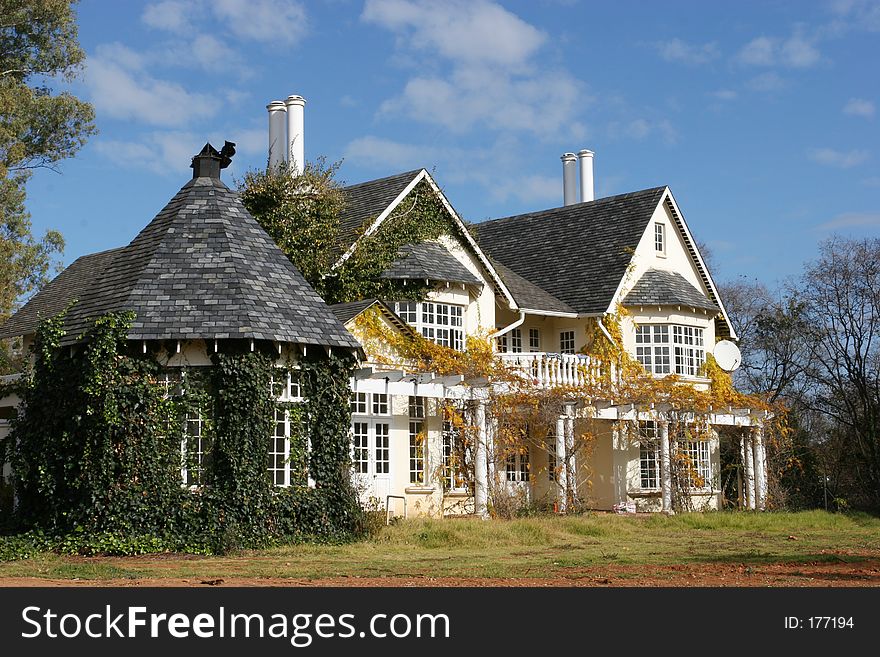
[{"left": 497, "top": 352, "right": 607, "bottom": 389}]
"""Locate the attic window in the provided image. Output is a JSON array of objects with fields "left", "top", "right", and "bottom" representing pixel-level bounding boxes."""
[{"left": 655, "top": 223, "right": 666, "bottom": 255}]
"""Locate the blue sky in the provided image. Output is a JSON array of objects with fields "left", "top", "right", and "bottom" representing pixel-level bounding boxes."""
[{"left": 26, "top": 0, "right": 879, "bottom": 288}]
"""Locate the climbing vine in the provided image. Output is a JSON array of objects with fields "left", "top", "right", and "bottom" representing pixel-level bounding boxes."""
[{"left": 2, "top": 311, "right": 364, "bottom": 556}]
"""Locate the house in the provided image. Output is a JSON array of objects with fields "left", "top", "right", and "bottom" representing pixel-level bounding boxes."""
[{"left": 0, "top": 95, "right": 769, "bottom": 525}]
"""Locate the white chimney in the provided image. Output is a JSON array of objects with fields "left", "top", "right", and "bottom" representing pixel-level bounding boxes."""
[
  {"left": 561, "top": 152, "right": 578, "bottom": 206},
  {"left": 267, "top": 100, "right": 287, "bottom": 170},
  {"left": 577, "top": 149, "right": 594, "bottom": 202},
  {"left": 285, "top": 94, "right": 306, "bottom": 175}
]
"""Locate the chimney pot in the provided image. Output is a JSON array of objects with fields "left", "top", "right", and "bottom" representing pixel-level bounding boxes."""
[
  {"left": 561, "top": 152, "right": 578, "bottom": 206},
  {"left": 267, "top": 100, "right": 287, "bottom": 170},
  {"left": 285, "top": 94, "right": 306, "bottom": 176},
  {"left": 577, "top": 149, "right": 594, "bottom": 202}
]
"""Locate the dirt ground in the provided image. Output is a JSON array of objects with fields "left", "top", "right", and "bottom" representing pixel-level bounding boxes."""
[{"left": 2, "top": 559, "right": 879, "bottom": 587}]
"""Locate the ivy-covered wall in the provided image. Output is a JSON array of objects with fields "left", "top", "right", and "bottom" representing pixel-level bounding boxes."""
[{"left": 2, "top": 311, "right": 364, "bottom": 555}]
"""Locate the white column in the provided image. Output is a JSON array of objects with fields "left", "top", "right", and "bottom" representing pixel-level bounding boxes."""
[
  {"left": 474, "top": 401, "right": 489, "bottom": 519},
  {"left": 285, "top": 94, "right": 306, "bottom": 175},
  {"left": 739, "top": 434, "right": 749, "bottom": 510},
  {"left": 555, "top": 415, "right": 567, "bottom": 512},
  {"left": 753, "top": 427, "right": 767, "bottom": 511},
  {"left": 564, "top": 402, "right": 577, "bottom": 500},
  {"left": 659, "top": 420, "right": 672, "bottom": 514},
  {"left": 487, "top": 414, "right": 497, "bottom": 491},
  {"left": 744, "top": 431, "right": 756, "bottom": 510},
  {"left": 266, "top": 101, "right": 287, "bottom": 170}
]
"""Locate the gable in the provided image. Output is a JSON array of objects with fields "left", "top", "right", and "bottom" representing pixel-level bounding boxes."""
[
  {"left": 614, "top": 189, "right": 735, "bottom": 338},
  {"left": 475, "top": 187, "right": 667, "bottom": 315},
  {"left": 333, "top": 169, "right": 516, "bottom": 309}
]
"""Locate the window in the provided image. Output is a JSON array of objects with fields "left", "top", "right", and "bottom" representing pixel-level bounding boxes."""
[
  {"left": 638, "top": 421, "right": 659, "bottom": 490},
  {"left": 559, "top": 330, "right": 575, "bottom": 354},
  {"left": 409, "top": 395, "right": 425, "bottom": 419},
  {"left": 350, "top": 392, "right": 368, "bottom": 415},
  {"left": 409, "top": 420, "right": 425, "bottom": 484},
  {"left": 268, "top": 408, "right": 290, "bottom": 487},
  {"left": 372, "top": 393, "right": 389, "bottom": 416},
  {"left": 270, "top": 369, "right": 301, "bottom": 401},
  {"left": 352, "top": 421, "right": 369, "bottom": 474},
  {"left": 635, "top": 325, "right": 671, "bottom": 375},
  {"left": 506, "top": 449, "right": 530, "bottom": 482},
  {"left": 374, "top": 423, "right": 390, "bottom": 474},
  {"left": 182, "top": 411, "right": 210, "bottom": 487},
  {"left": 547, "top": 438, "right": 557, "bottom": 482},
  {"left": 655, "top": 222, "right": 665, "bottom": 254},
  {"left": 442, "top": 420, "right": 467, "bottom": 490},
  {"left": 395, "top": 301, "right": 465, "bottom": 350},
  {"left": 673, "top": 326, "right": 705, "bottom": 377},
  {"left": 497, "top": 328, "right": 524, "bottom": 353},
  {"left": 677, "top": 440, "right": 711, "bottom": 489},
  {"left": 529, "top": 328, "right": 541, "bottom": 352}
]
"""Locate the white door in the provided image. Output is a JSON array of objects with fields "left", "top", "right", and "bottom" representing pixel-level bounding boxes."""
[{"left": 351, "top": 420, "right": 391, "bottom": 505}]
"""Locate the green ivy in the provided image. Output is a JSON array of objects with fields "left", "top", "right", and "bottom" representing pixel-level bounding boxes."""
[
  {"left": 2, "top": 312, "right": 366, "bottom": 558},
  {"left": 240, "top": 164, "right": 471, "bottom": 305}
]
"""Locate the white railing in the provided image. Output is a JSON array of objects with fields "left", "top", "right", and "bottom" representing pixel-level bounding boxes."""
[{"left": 498, "top": 352, "right": 607, "bottom": 389}]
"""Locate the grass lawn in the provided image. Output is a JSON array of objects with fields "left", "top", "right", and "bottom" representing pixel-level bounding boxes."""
[{"left": 1, "top": 511, "right": 878, "bottom": 583}]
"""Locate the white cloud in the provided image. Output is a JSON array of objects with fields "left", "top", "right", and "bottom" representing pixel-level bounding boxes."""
[
  {"left": 85, "top": 49, "right": 217, "bottom": 127},
  {"left": 344, "top": 135, "right": 562, "bottom": 205},
  {"left": 142, "top": 0, "right": 308, "bottom": 45},
  {"left": 737, "top": 28, "right": 821, "bottom": 68},
  {"left": 142, "top": 0, "right": 196, "bottom": 33},
  {"left": 363, "top": 0, "right": 546, "bottom": 68},
  {"left": 843, "top": 98, "right": 875, "bottom": 117},
  {"left": 94, "top": 131, "right": 202, "bottom": 174},
  {"left": 213, "top": 0, "right": 308, "bottom": 44},
  {"left": 655, "top": 38, "right": 719, "bottom": 65},
  {"left": 379, "top": 68, "right": 586, "bottom": 136},
  {"left": 816, "top": 212, "right": 880, "bottom": 230},
  {"left": 362, "top": 0, "right": 587, "bottom": 140},
  {"left": 808, "top": 147, "right": 870, "bottom": 168},
  {"left": 829, "top": 0, "right": 880, "bottom": 32},
  {"left": 862, "top": 176, "right": 880, "bottom": 187}
]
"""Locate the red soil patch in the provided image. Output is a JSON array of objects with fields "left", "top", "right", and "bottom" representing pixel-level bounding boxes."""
[{"left": 2, "top": 559, "right": 879, "bottom": 587}]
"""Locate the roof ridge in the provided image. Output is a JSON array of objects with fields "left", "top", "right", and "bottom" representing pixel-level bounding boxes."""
[
  {"left": 478, "top": 185, "right": 668, "bottom": 227},
  {"left": 341, "top": 168, "right": 424, "bottom": 191}
]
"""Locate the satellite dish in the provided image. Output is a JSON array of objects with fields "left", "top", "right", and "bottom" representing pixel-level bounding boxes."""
[{"left": 713, "top": 340, "right": 742, "bottom": 372}]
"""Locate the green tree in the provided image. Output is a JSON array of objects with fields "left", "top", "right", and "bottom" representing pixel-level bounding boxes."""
[{"left": 1, "top": 0, "right": 96, "bottom": 370}]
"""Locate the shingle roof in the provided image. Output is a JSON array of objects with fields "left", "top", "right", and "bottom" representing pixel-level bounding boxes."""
[
  {"left": 329, "top": 299, "right": 417, "bottom": 338},
  {"left": 0, "top": 247, "right": 122, "bottom": 339},
  {"left": 489, "top": 260, "right": 575, "bottom": 314},
  {"left": 622, "top": 269, "right": 720, "bottom": 311},
  {"left": 380, "top": 242, "right": 483, "bottom": 285},
  {"left": 0, "top": 173, "right": 361, "bottom": 350},
  {"left": 474, "top": 187, "right": 667, "bottom": 315},
  {"left": 337, "top": 169, "right": 422, "bottom": 253},
  {"left": 329, "top": 299, "right": 380, "bottom": 325}
]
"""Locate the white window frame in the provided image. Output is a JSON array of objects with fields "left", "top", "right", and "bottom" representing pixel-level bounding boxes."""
[
  {"left": 655, "top": 222, "right": 666, "bottom": 255},
  {"left": 635, "top": 324, "right": 671, "bottom": 375},
  {"left": 372, "top": 392, "right": 390, "bottom": 416},
  {"left": 559, "top": 330, "right": 575, "bottom": 355},
  {"left": 637, "top": 421, "right": 660, "bottom": 491},
  {"left": 673, "top": 325, "right": 705, "bottom": 377},
  {"left": 268, "top": 407, "right": 291, "bottom": 487},
  {"left": 529, "top": 328, "right": 541, "bottom": 352},
  {"left": 408, "top": 396, "right": 426, "bottom": 485},
  {"left": 677, "top": 439, "right": 712, "bottom": 491},
  {"left": 506, "top": 449, "right": 530, "bottom": 482},
  {"left": 181, "top": 410, "right": 209, "bottom": 487},
  {"left": 395, "top": 301, "right": 465, "bottom": 351},
  {"left": 442, "top": 420, "right": 468, "bottom": 492}
]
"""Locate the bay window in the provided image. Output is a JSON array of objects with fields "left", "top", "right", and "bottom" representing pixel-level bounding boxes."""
[{"left": 395, "top": 301, "right": 465, "bottom": 350}]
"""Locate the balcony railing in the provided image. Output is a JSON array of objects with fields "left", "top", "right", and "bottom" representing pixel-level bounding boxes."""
[{"left": 498, "top": 352, "right": 608, "bottom": 389}]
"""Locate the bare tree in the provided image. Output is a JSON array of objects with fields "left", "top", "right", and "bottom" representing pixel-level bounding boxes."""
[{"left": 797, "top": 237, "right": 880, "bottom": 508}]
